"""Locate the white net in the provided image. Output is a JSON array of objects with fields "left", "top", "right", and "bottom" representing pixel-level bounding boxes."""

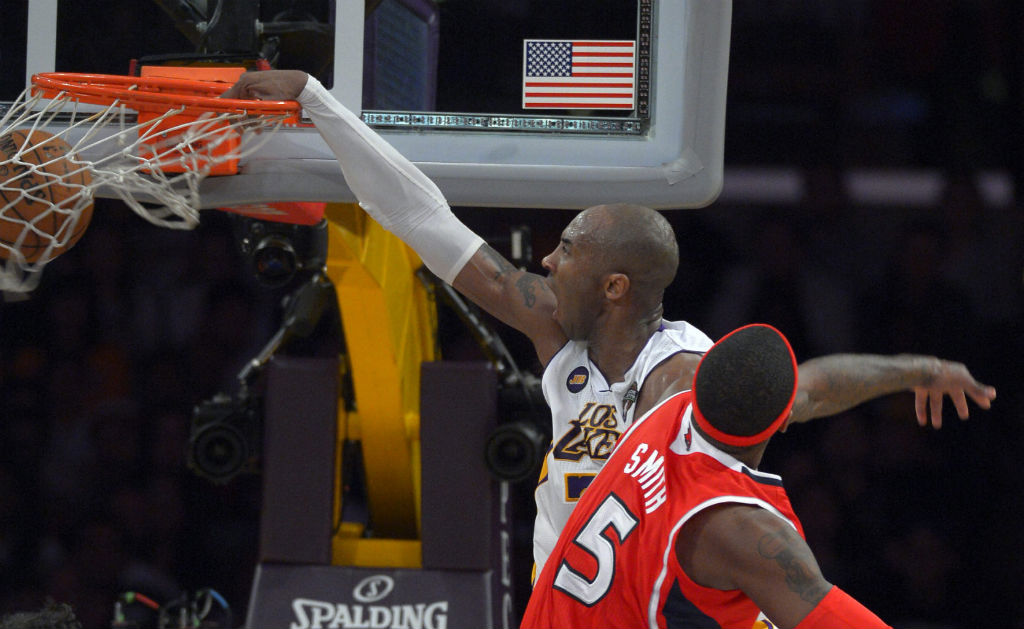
[{"left": 0, "top": 85, "right": 292, "bottom": 292}]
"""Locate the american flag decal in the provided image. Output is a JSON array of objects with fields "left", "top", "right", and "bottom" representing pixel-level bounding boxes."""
[{"left": 522, "top": 39, "right": 636, "bottom": 110}]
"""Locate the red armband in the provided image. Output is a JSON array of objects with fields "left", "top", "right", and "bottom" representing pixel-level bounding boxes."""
[{"left": 794, "top": 586, "right": 891, "bottom": 629}]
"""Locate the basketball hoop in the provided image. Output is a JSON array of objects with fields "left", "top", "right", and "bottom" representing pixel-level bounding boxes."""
[{"left": 0, "top": 71, "right": 300, "bottom": 292}]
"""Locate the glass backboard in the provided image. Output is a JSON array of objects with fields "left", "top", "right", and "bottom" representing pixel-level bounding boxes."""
[{"left": 8, "top": 0, "right": 731, "bottom": 209}]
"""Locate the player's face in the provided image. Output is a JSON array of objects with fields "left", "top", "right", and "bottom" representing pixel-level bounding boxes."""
[{"left": 541, "top": 211, "right": 605, "bottom": 340}]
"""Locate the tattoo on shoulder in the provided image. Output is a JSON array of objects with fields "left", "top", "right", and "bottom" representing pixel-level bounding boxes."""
[
  {"left": 756, "top": 527, "right": 829, "bottom": 604},
  {"left": 479, "top": 245, "right": 516, "bottom": 280}
]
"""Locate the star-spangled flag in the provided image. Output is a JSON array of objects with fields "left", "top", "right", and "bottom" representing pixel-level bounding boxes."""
[{"left": 522, "top": 39, "right": 636, "bottom": 110}]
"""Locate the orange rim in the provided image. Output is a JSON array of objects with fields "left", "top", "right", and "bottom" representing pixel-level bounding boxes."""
[{"left": 31, "top": 72, "right": 300, "bottom": 118}]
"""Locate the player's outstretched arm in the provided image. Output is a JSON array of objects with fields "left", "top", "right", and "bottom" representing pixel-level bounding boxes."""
[
  {"left": 453, "top": 246, "right": 565, "bottom": 365},
  {"left": 676, "top": 504, "right": 891, "bottom": 629},
  {"left": 789, "top": 354, "right": 996, "bottom": 428},
  {"left": 222, "top": 70, "right": 567, "bottom": 364}
]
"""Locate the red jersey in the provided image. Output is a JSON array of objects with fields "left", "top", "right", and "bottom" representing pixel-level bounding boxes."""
[{"left": 522, "top": 390, "right": 805, "bottom": 629}]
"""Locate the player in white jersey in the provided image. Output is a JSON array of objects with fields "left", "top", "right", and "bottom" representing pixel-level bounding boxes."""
[
  {"left": 222, "top": 70, "right": 998, "bottom": 583},
  {"left": 533, "top": 320, "right": 712, "bottom": 577}
]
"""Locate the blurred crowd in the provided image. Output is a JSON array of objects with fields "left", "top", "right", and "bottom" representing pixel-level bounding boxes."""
[
  {"left": 0, "top": 205, "right": 282, "bottom": 629},
  {"left": 665, "top": 176, "right": 1024, "bottom": 629}
]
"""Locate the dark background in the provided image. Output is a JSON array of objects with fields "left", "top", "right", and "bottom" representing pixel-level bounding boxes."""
[{"left": 1, "top": 1, "right": 1022, "bottom": 628}]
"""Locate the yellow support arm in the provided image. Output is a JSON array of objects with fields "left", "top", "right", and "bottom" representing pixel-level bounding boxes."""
[{"left": 323, "top": 203, "right": 437, "bottom": 566}]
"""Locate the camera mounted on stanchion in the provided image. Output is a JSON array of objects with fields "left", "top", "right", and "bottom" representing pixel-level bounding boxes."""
[
  {"left": 188, "top": 269, "right": 336, "bottom": 485},
  {"left": 187, "top": 391, "right": 262, "bottom": 485},
  {"left": 485, "top": 376, "right": 548, "bottom": 482},
  {"left": 234, "top": 215, "right": 329, "bottom": 287}
]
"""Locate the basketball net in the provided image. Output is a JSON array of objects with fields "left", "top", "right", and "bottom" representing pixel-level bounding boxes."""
[{"left": 0, "top": 72, "right": 298, "bottom": 293}]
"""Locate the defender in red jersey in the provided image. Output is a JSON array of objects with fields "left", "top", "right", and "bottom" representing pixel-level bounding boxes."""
[{"left": 523, "top": 325, "right": 891, "bottom": 629}]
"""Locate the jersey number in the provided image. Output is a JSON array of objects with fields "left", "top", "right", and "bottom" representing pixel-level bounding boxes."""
[{"left": 553, "top": 493, "right": 639, "bottom": 606}]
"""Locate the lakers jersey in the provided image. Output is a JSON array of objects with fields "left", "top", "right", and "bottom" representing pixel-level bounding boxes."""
[
  {"left": 533, "top": 319, "right": 712, "bottom": 577},
  {"left": 523, "top": 390, "right": 804, "bottom": 629}
]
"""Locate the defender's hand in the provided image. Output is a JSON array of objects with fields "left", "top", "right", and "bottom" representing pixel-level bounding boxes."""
[{"left": 913, "top": 359, "right": 996, "bottom": 428}]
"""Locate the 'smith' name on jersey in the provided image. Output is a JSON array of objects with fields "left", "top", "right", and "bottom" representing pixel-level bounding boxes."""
[
  {"left": 290, "top": 598, "right": 448, "bottom": 629},
  {"left": 552, "top": 402, "right": 622, "bottom": 461},
  {"left": 622, "top": 443, "right": 667, "bottom": 513}
]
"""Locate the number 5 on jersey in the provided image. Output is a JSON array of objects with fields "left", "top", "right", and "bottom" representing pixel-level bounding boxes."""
[{"left": 553, "top": 493, "right": 639, "bottom": 605}]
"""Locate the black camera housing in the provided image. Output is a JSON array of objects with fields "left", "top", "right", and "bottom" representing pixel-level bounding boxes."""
[
  {"left": 235, "top": 217, "right": 329, "bottom": 287},
  {"left": 188, "top": 392, "right": 263, "bottom": 484},
  {"left": 484, "top": 378, "right": 549, "bottom": 482}
]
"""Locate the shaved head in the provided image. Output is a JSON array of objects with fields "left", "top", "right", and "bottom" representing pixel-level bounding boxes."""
[{"left": 575, "top": 203, "right": 679, "bottom": 308}]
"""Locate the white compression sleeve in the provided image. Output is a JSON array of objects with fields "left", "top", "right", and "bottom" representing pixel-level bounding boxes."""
[{"left": 297, "top": 76, "right": 484, "bottom": 284}]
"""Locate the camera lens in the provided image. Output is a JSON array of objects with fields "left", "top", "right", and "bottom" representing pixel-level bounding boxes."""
[
  {"left": 485, "top": 421, "right": 546, "bottom": 482},
  {"left": 190, "top": 423, "right": 248, "bottom": 484},
  {"left": 253, "top": 235, "right": 298, "bottom": 286}
]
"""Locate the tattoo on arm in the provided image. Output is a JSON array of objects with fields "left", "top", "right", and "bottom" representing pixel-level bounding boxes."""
[
  {"left": 515, "top": 273, "right": 540, "bottom": 308},
  {"left": 479, "top": 244, "right": 516, "bottom": 280},
  {"left": 468, "top": 244, "right": 553, "bottom": 321},
  {"left": 794, "top": 354, "right": 934, "bottom": 422},
  {"left": 757, "top": 527, "right": 829, "bottom": 604}
]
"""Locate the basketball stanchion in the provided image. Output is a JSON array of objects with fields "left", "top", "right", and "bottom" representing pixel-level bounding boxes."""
[{"left": 0, "top": 71, "right": 301, "bottom": 293}]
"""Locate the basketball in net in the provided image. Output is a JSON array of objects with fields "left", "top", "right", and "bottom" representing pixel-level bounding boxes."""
[
  {"left": 0, "top": 69, "right": 299, "bottom": 292},
  {"left": 0, "top": 129, "right": 93, "bottom": 263}
]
